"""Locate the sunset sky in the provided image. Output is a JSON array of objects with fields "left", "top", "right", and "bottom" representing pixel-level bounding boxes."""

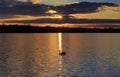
[
  {"left": 19, "top": 0, "right": 120, "bottom": 5},
  {"left": 0, "top": 0, "right": 120, "bottom": 25}
]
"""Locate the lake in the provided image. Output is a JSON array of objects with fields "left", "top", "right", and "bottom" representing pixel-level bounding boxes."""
[{"left": 0, "top": 33, "right": 120, "bottom": 77}]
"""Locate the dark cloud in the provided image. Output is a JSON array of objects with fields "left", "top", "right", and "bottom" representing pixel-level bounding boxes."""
[
  {"left": 56, "top": 2, "right": 119, "bottom": 14},
  {"left": 0, "top": 2, "right": 50, "bottom": 16},
  {"left": 0, "top": 0, "right": 16, "bottom": 5},
  {"left": 13, "top": 4, "right": 50, "bottom": 15},
  {"left": 0, "top": 1, "right": 119, "bottom": 18},
  {"left": 0, "top": 14, "right": 18, "bottom": 19}
]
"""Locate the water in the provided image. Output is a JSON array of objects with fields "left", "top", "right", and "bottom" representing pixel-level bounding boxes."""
[{"left": 0, "top": 33, "right": 120, "bottom": 77}]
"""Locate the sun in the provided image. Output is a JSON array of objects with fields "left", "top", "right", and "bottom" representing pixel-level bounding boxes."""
[
  {"left": 54, "top": 14, "right": 63, "bottom": 19},
  {"left": 46, "top": 9, "right": 63, "bottom": 19},
  {"left": 46, "top": 10, "right": 57, "bottom": 14}
]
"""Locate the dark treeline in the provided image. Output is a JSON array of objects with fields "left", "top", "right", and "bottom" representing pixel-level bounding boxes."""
[{"left": 0, "top": 25, "right": 120, "bottom": 33}]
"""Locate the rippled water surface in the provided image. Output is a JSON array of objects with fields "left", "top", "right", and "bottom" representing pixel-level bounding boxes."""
[{"left": 0, "top": 33, "right": 120, "bottom": 77}]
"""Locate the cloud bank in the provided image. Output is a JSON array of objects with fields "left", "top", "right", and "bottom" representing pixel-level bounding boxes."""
[
  {"left": 0, "top": 2, "right": 118, "bottom": 15},
  {"left": 0, "top": 1, "right": 119, "bottom": 24}
]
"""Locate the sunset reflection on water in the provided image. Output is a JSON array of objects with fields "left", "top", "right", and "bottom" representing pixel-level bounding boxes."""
[{"left": 0, "top": 33, "right": 120, "bottom": 77}]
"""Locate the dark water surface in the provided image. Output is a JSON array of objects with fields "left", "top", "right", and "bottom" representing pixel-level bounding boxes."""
[{"left": 0, "top": 33, "right": 120, "bottom": 77}]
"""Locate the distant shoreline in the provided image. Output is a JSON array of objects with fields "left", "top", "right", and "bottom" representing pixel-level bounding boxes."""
[{"left": 0, "top": 25, "right": 120, "bottom": 33}]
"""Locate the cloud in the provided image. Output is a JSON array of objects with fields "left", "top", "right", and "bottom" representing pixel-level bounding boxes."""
[
  {"left": 56, "top": 2, "right": 119, "bottom": 14},
  {"left": 17, "top": 0, "right": 41, "bottom": 4},
  {"left": 78, "top": 0, "right": 120, "bottom": 5},
  {"left": 0, "top": 1, "right": 119, "bottom": 24},
  {"left": 0, "top": 0, "right": 16, "bottom": 4},
  {"left": 29, "top": 0, "right": 41, "bottom": 4},
  {"left": 70, "top": 7, "right": 120, "bottom": 19},
  {"left": 0, "top": 3, "right": 49, "bottom": 16}
]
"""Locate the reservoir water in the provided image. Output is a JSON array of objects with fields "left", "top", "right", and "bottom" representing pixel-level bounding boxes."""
[{"left": 0, "top": 33, "right": 120, "bottom": 77}]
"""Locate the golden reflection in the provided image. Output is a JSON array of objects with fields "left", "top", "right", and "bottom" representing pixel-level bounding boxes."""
[
  {"left": 58, "top": 56, "right": 63, "bottom": 71},
  {"left": 57, "top": 33, "right": 66, "bottom": 77},
  {"left": 58, "top": 33, "right": 62, "bottom": 52},
  {"left": 57, "top": 55, "right": 66, "bottom": 77}
]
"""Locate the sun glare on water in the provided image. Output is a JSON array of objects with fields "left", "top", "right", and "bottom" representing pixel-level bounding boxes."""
[{"left": 58, "top": 33, "right": 62, "bottom": 52}]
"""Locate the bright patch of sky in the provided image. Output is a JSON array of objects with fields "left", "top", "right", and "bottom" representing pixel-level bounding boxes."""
[
  {"left": 70, "top": 6, "right": 120, "bottom": 19},
  {"left": 71, "top": 7, "right": 120, "bottom": 19},
  {"left": 18, "top": 0, "right": 120, "bottom": 5},
  {"left": 41, "top": 0, "right": 120, "bottom": 5}
]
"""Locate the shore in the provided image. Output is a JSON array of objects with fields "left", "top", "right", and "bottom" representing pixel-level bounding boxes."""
[{"left": 0, "top": 25, "right": 120, "bottom": 33}]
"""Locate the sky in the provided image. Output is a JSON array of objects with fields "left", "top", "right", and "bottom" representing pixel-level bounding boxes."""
[
  {"left": 42, "top": 0, "right": 120, "bottom": 5},
  {"left": 18, "top": 0, "right": 120, "bottom": 5},
  {"left": 0, "top": 0, "right": 120, "bottom": 25}
]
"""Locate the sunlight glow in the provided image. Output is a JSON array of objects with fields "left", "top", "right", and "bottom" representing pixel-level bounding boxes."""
[
  {"left": 1, "top": 9, "right": 63, "bottom": 24},
  {"left": 1, "top": 14, "right": 63, "bottom": 23},
  {"left": 53, "top": 14, "right": 63, "bottom": 19},
  {"left": 46, "top": 9, "right": 63, "bottom": 19},
  {"left": 46, "top": 10, "right": 57, "bottom": 14}
]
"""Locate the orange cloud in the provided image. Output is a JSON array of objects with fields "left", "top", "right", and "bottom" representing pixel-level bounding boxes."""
[
  {"left": 19, "top": 0, "right": 41, "bottom": 4},
  {"left": 29, "top": 0, "right": 41, "bottom": 4}
]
